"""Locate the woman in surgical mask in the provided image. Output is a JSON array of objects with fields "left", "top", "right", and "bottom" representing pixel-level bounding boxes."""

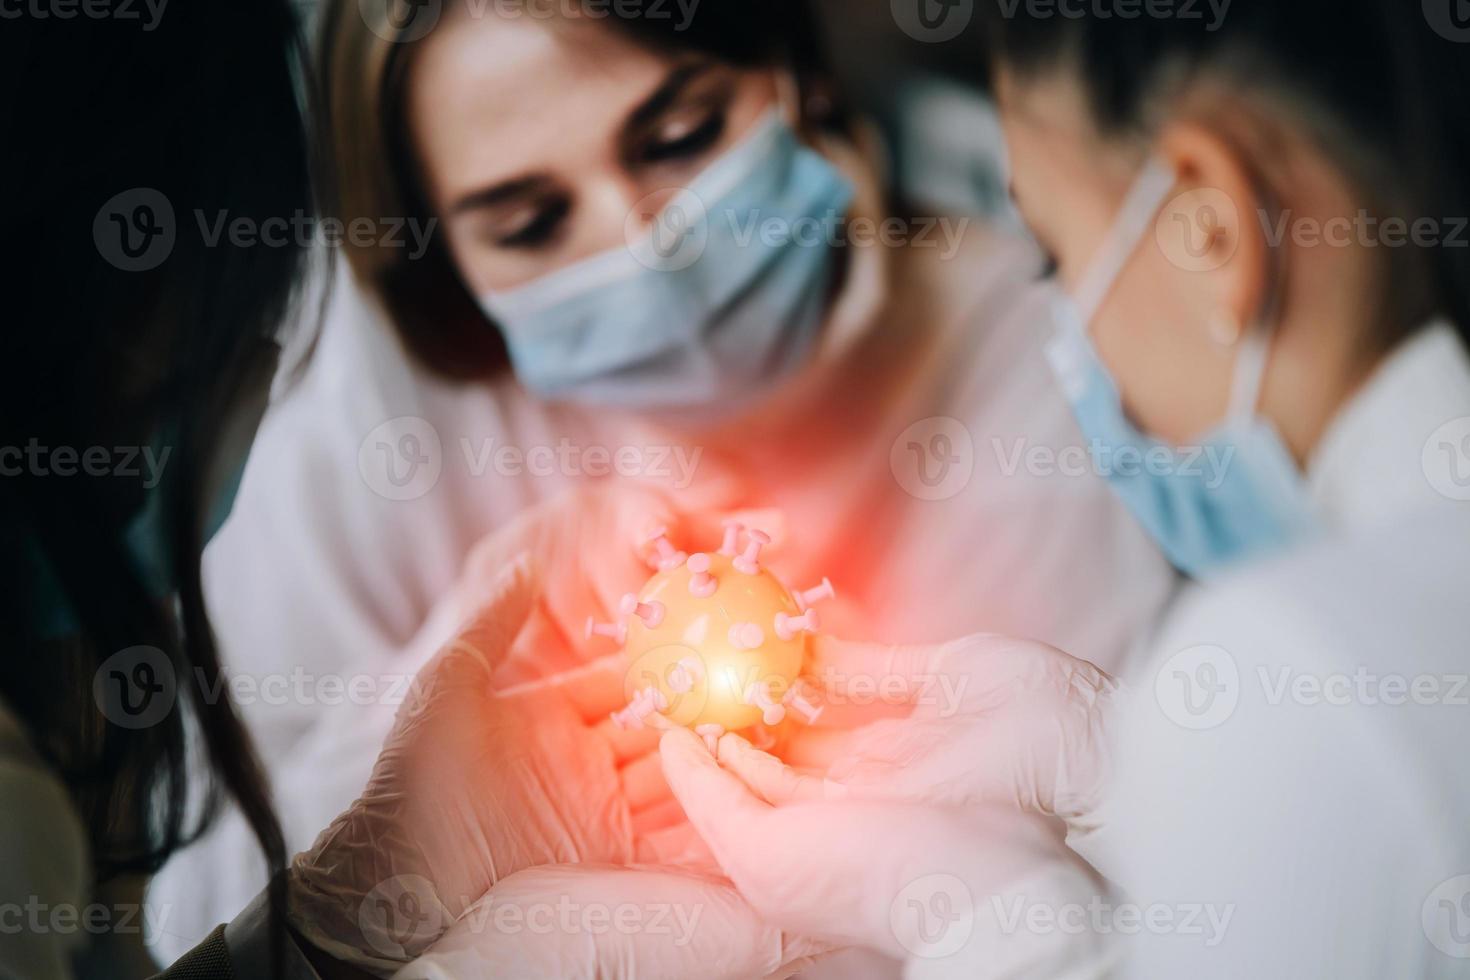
[
  {"left": 645, "top": 3, "right": 1470, "bottom": 977},
  {"left": 277, "top": 0, "right": 1172, "bottom": 663},
  {"left": 160, "top": 0, "right": 1181, "bottom": 949}
]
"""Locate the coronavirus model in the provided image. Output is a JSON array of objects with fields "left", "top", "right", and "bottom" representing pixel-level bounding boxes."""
[{"left": 587, "top": 522, "right": 833, "bottom": 751}]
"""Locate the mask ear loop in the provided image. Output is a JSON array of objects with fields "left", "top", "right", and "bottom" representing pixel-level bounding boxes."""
[
  {"left": 774, "top": 70, "right": 805, "bottom": 131},
  {"left": 1074, "top": 158, "right": 1179, "bottom": 325},
  {"left": 1226, "top": 195, "right": 1288, "bottom": 421}
]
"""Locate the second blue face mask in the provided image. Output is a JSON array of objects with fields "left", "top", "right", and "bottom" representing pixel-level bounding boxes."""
[
  {"left": 478, "top": 110, "right": 856, "bottom": 413},
  {"left": 1045, "top": 159, "right": 1319, "bottom": 580}
]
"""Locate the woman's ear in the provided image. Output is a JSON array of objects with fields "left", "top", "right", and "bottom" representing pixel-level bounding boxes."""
[{"left": 1154, "top": 120, "right": 1272, "bottom": 344}]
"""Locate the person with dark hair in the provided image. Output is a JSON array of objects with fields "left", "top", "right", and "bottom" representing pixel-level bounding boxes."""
[
  {"left": 161, "top": 0, "right": 1178, "bottom": 949},
  {"left": 0, "top": 2, "right": 315, "bottom": 976},
  {"left": 651, "top": 2, "right": 1470, "bottom": 976}
]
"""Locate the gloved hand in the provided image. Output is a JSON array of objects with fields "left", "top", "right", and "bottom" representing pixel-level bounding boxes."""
[
  {"left": 288, "top": 558, "right": 701, "bottom": 974},
  {"left": 659, "top": 728, "right": 1112, "bottom": 977},
  {"left": 393, "top": 864, "right": 830, "bottom": 980},
  {"left": 785, "top": 633, "right": 1119, "bottom": 834}
]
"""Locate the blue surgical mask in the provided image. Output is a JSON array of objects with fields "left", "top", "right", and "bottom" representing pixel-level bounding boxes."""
[
  {"left": 478, "top": 110, "right": 855, "bottom": 413},
  {"left": 1045, "top": 159, "right": 1318, "bottom": 579}
]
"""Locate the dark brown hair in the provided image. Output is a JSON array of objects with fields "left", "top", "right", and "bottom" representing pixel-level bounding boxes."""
[{"left": 1, "top": 1, "right": 314, "bottom": 971}]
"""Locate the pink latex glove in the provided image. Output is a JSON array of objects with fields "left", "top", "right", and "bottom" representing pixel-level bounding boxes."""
[
  {"left": 659, "top": 728, "right": 1112, "bottom": 977},
  {"left": 782, "top": 633, "right": 1119, "bottom": 833},
  {"left": 394, "top": 864, "right": 830, "bottom": 980},
  {"left": 288, "top": 558, "right": 702, "bottom": 974}
]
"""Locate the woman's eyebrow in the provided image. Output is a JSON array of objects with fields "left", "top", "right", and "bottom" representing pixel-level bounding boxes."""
[
  {"left": 626, "top": 61, "right": 720, "bottom": 131},
  {"left": 450, "top": 174, "right": 553, "bottom": 216}
]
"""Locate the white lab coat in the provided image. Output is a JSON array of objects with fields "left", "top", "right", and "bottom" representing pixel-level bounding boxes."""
[
  {"left": 1075, "top": 323, "right": 1470, "bottom": 977},
  {"left": 147, "top": 218, "right": 1177, "bottom": 959}
]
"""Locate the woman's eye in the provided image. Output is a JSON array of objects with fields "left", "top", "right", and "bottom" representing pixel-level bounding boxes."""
[
  {"left": 495, "top": 198, "right": 570, "bottom": 249},
  {"left": 640, "top": 111, "right": 726, "bottom": 166}
]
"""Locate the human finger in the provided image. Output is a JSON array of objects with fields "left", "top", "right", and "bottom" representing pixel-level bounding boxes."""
[
  {"left": 425, "top": 556, "right": 538, "bottom": 698},
  {"left": 659, "top": 728, "right": 769, "bottom": 858},
  {"left": 598, "top": 718, "right": 661, "bottom": 765},
  {"left": 805, "top": 634, "right": 945, "bottom": 704},
  {"left": 523, "top": 653, "right": 634, "bottom": 724},
  {"left": 715, "top": 734, "right": 833, "bottom": 805},
  {"left": 631, "top": 799, "right": 689, "bottom": 841},
  {"left": 778, "top": 726, "right": 865, "bottom": 769},
  {"left": 621, "top": 751, "right": 672, "bottom": 812}
]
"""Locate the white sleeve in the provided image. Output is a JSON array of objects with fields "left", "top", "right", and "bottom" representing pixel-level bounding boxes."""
[
  {"left": 1083, "top": 574, "right": 1467, "bottom": 979},
  {"left": 0, "top": 720, "right": 89, "bottom": 980},
  {"left": 901, "top": 857, "right": 1120, "bottom": 980}
]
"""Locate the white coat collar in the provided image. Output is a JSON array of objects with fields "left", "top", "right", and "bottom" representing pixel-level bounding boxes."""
[{"left": 1307, "top": 320, "right": 1470, "bottom": 532}]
